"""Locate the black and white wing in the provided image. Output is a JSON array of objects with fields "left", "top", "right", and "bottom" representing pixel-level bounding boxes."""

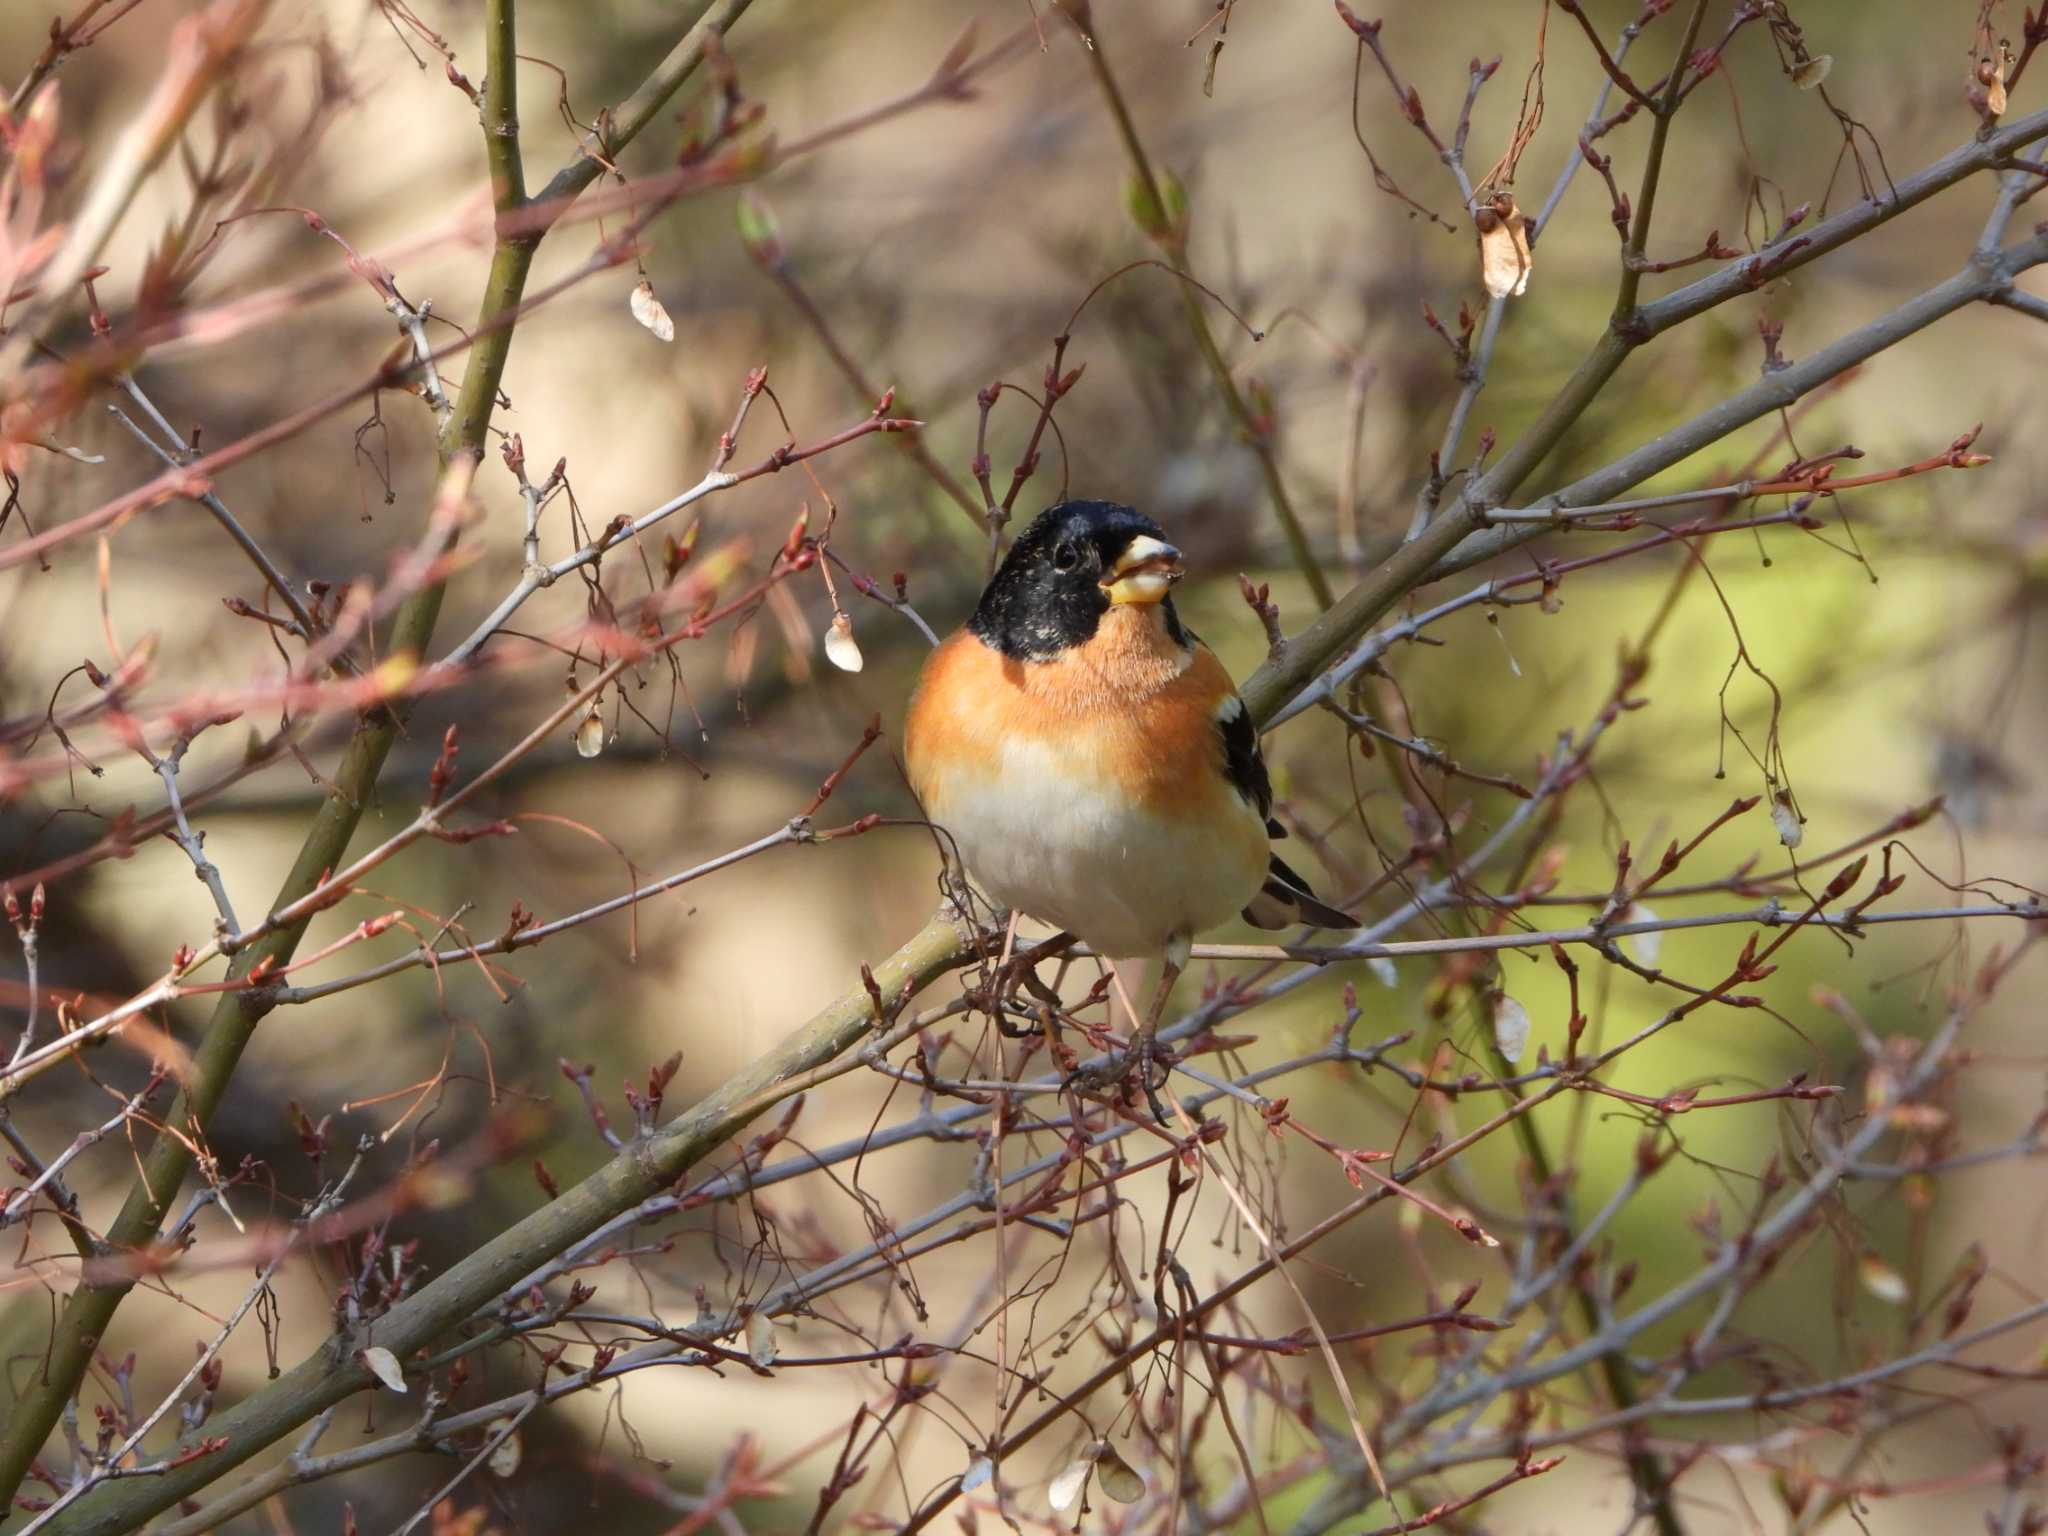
[{"left": 1215, "top": 693, "right": 1355, "bottom": 931}]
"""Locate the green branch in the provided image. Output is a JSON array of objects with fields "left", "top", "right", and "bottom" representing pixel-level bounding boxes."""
[
  {"left": 1615, "top": 0, "right": 1712, "bottom": 320},
  {"left": 480, "top": 0, "right": 526, "bottom": 211},
  {"left": 531, "top": 0, "right": 756, "bottom": 229},
  {"left": 1072, "top": 10, "right": 1334, "bottom": 609}
]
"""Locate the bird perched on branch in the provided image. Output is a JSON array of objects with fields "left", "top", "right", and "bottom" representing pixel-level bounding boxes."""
[{"left": 904, "top": 499, "right": 1353, "bottom": 1098}]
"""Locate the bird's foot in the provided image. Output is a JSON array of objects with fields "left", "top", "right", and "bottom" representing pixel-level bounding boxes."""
[
  {"left": 985, "top": 970, "right": 1066, "bottom": 1039},
  {"left": 975, "top": 935, "right": 1073, "bottom": 1036},
  {"left": 1064, "top": 1033, "right": 1178, "bottom": 1124}
]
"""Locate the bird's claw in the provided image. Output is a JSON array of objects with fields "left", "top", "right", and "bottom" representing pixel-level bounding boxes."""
[
  {"left": 979, "top": 948, "right": 1067, "bottom": 1037},
  {"left": 1063, "top": 1035, "right": 1177, "bottom": 1124}
]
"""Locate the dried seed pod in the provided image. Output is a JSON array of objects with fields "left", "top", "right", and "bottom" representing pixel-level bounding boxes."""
[
  {"left": 824, "top": 612, "right": 864, "bottom": 672},
  {"left": 1621, "top": 903, "right": 1662, "bottom": 966},
  {"left": 1790, "top": 53, "right": 1832, "bottom": 90},
  {"left": 361, "top": 1346, "right": 407, "bottom": 1394},
  {"left": 629, "top": 279, "right": 675, "bottom": 342},
  {"left": 1859, "top": 1253, "right": 1908, "bottom": 1305},
  {"left": 1093, "top": 1442, "right": 1145, "bottom": 1504},
  {"left": 486, "top": 1418, "right": 522, "bottom": 1477},
  {"left": 1474, "top": 191, "right": 1532, "bottom": 299},
  {"left": 745, "top": 1311, "right": 779, "bottom": 1367},
  {"left": 1770, "top": 789, "right": 1803, "bottom": 849},
  {"left": 1047, "top": 1452, "right": 1089, "bottom": 1513},
  {"left": 1492, "top": 992, "right": 1531, "bottom": 1064}
]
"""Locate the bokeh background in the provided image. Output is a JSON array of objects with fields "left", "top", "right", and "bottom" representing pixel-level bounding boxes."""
[{"left": 3, "top": 1, "right": 2045, "bottom": 1531}]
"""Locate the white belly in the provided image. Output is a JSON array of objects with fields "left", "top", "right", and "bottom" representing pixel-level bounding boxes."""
[{"left": 926, "top": 737, "right": 1267, "bottom": 959}]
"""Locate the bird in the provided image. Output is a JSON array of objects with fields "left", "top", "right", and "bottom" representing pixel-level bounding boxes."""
[{"left": 903, "top": 499, "right": 1353, "bottom": 1094}]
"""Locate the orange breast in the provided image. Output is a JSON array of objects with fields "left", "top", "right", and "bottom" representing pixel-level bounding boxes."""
[
  {"left": 905, "top": 617, "right": 1247, "bottom": 826},
  {"left": 901, "top": 616, "right": 1272, "bottom": 956}
]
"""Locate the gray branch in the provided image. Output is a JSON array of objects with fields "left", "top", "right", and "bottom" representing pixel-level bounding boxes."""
[{"left": 1435, "top": 229, "right": 2048, "bottom": 581}]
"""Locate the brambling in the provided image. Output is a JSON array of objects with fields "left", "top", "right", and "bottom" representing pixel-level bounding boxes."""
[{"left": 904, "top": 500, "right": 1352, "bottom": 1076}]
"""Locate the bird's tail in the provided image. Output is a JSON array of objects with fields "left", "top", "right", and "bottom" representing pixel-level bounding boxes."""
[{"left": 1242, "top": 851, "right": 1354, "bottom": 930}]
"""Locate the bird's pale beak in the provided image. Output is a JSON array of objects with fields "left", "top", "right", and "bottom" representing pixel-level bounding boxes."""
[{"left": 1102, "top": 534, "right": 1184, "bottom": 606}]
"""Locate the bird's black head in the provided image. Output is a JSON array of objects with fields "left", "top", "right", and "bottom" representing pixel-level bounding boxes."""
[{"left": 969, "top": 500, "right": 1189, "bottom": 661}]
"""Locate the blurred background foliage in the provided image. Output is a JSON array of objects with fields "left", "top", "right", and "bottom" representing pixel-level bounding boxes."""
[{"left": 3, "top": 0, "right": 2045, "bottom": 1531}]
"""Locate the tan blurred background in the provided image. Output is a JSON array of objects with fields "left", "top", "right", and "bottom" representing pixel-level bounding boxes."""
[{"left": 3, "top": 1, "right": 2046, "bottom": 1531}]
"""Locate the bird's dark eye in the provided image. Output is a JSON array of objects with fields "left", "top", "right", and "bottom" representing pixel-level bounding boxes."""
[{"left": 1051, "top": 541, "right": 1080, "bottom": 572}]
